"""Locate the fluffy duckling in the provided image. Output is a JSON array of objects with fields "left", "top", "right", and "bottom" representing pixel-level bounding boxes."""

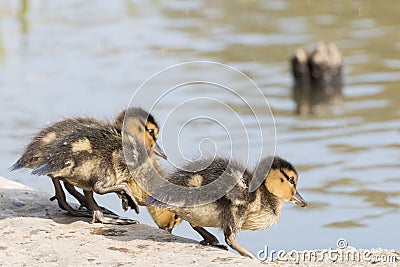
[
  {"left": 12, "top": 108, "right": 180, "bottom": 229},
  {"left": 28, "top": 108, "right": 166, "bottom": 224},
  {"left": 11, "top": 117, "right": 116, "bottom": 217},
  {"left": 146, "top": 156, "right": 307, "bottom": 258}
]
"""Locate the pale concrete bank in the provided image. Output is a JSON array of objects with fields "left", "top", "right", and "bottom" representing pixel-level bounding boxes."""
[{"left": 0, "top": 176, "right": 398, "bottom": 267}]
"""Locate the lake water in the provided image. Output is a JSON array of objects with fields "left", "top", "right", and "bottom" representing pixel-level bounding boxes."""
[{"left": 1, "top": 0, "right": 399, "bottom": 256}]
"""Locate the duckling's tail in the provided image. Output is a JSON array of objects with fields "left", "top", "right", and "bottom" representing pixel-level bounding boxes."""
[
  {"left": 10, "top": 160, "right": 22, "bottom": 171},
  {"left": 10, "top": 154, "right": 40, "bottom": 171},
  {"left": 10, "top": 156, "right": 34, "bottom": 171},
  {"left": 10, "top": 162, "right": 23, "bottom": 172}
]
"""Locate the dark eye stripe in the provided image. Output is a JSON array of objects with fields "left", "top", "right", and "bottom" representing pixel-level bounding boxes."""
[
  {"left": 279, "top": 168, "right": 295, "bottom": 185},
  {"left": 279, "top": 168, "right": 290, "bottom": 179}
]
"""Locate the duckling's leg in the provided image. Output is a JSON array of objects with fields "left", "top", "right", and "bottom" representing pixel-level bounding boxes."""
[
  {"left": 50, "top": 176, "right": 92, "bottom": 217},
  {"left": 224, "top": 229, "right": 255, "bottom": 259},
  {"left": 80, "top": 189, "right": 118, "bottom": 216},
  {"left": 83, "top": 190, "right": 139, "bottom": 225},
  {"left": 63, "top": 182, "right": 88, "bottom": 208},
  {"left": 63, "top": 183, "right": 118, "bottom": 216},
  {"left": 92, "top": 182, "right": 140, "bottom": 214},
  {"left": 192, "top": 226, "right": 228, "bottom": 250}
]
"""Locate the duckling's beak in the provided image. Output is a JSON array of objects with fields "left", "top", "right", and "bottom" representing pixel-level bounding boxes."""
[
  {"left": 154, "top": 143, "right": 167, "bottom": 160},
  {"left": 290, "top": 191, "right": 307, "bottom": 207}
]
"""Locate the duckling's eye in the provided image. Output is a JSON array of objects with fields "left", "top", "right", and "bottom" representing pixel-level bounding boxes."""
[
  {"left": 145, "top": 127, "right": 155, "bottom": 138},
  {"left": 287, "top": 177, "right": 295, "bottom": 185},
  {"left": 279, "top": 168, "right": 296, "bottom": 185}
]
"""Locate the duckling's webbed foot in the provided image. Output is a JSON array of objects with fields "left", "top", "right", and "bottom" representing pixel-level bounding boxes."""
[
  {"left": 77, "top": 204, "right": 118, "bottom": 217},
  {"left": 192, "top": 226, "right": 228, "bottom": 251},
  {"left": 50, "top": 179, "right": 117, "bottom": 217},
  {"left": 84, "top": 191, "right": 139, "bottom": 225},
  {"left": 75, "top": 189, "right": 118, "bottom": 216},
  {"left": 117, "top": 193, "right": 130, "bottom": 211},
  {"left": 200, "top": 240, "right": 228, "bottom": 250},
  {"left": 63, "top": 183, "right": 118, "bottom": 216},
  {"left": 91, "top": 210, "right": 139, "bottom": 225},
  {"left": 93, "top": 181, "right": 140, "bottom": 214}
]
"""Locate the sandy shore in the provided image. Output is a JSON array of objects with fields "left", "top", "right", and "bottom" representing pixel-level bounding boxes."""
[{"left": 0, "top": 176, "right": 398, "bottom": 266}]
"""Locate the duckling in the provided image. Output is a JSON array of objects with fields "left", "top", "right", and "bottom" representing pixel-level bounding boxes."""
[
  {"left": 12, "top": 107, "right": 179, "bottom": 228},
  {"left": 146, "top": 156, "right": 307, "bottom": 258},
  {"left": 11, "top": 117, "right": 117, "bottom": 217},
  {"left": 28, "top": 108, "right": 167, "bottom": 225}
]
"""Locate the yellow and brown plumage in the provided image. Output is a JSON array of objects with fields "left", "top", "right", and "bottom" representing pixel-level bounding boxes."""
[
  {"left": 11, "top": 117, "right": 116, "bottom": 217},
  {"left": 146, "top": 156, "right": 307, "bottom": 258},
  {"left": 12, "top": 108, "right": 180, "bottom": 230},
  {"left": 29, "top": 108, "right": 165, "bottom": 224}
]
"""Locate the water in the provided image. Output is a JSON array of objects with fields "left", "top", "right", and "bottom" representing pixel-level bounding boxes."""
[{"left": 1, "top": 0, "right": 399, "bottom": 255}]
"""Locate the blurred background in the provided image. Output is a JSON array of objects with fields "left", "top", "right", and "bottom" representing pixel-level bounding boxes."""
[{"left": 0, "top": 0, "right": 399, "bottom": 255}]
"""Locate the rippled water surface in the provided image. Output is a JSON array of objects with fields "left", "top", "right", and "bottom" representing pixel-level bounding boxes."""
[{"left": 1, "top": 0, "right": 399, "bottom": 255}]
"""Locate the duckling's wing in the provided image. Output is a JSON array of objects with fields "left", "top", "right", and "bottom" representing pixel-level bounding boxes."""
[
  {"left": 222, "top": 171, "right": 253, "bottom": 204},
  {"left": 31, "top": 163, "right": 54, "bottom": 176},
  {"left": 145, "top": 158, "right": 250, "bottom": 208},
  {"left": 30, "top": 125, "right": 119, "bottom": 177},
  {"left": 11, "top": 117, "right": 105, "bottom": 172}
]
